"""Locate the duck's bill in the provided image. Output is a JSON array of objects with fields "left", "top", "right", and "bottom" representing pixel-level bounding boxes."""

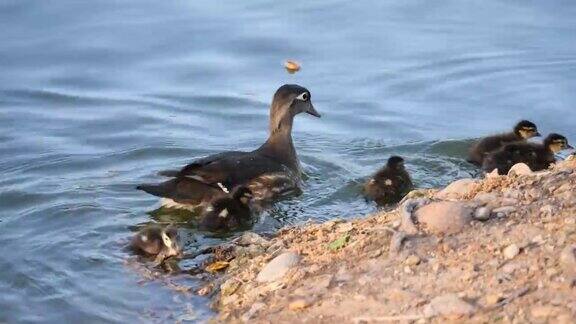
[
  {"left": 535, "top": 132, "right": 542, "bottom": 137},
  {"left": 306, "top": 103, "right": 321, "bottom": 118},
  {"left": 566, "top": 144, "right": 574, "bottom": 149}
]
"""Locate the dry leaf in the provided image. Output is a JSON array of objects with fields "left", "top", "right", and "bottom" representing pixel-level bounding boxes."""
[{"left": 205, "top": 261, "right": 230, "bottom": 273}]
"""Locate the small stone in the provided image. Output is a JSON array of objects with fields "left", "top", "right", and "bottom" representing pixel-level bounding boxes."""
[
  {"left": 540, "top": 204, "right": 556, "bottom": 215},
  {"left": 493, "top": 206, "right": 517, "bottom": 216},
  {"left": 485, "top": 294, "right": 503, "bottom": 306},
  {"left": 256, "top": 252, "right": 300, "bottom": 283},
  {"left": 436, "top": 178, "right": 477, "bottom": 199},
  {"left": 415, "top": 201, "right": 473, "bottom": 235},
  {"left": 423, "top": 293, "right": 476, "bottom": 317},
  {"left": 405, "top": 255, "right": 421, "bottom": 266},
  {"left": 508, "top": 163, "right": 532, "bottom": 176},
  {"left": 473, "top": 207, "right": 492, "bottom": 221},
  {"left": 241, "top": 302, "right": 266, "bottom": 321},
  {"left": 503, "top": 244, "right": 520, "bottom": 259},
  {"left": 289, "top": 299, "right": 311, "bottom": 311}
]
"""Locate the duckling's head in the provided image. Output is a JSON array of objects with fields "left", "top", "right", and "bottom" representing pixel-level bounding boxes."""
[
  {"left": 269, "top": 84, "right": 320, "bottom": 133},
  {"left": 544, "top": 133, "right": 573, "bottom": 153},
  {"left": 387, "top": 156, "right": 406, "bottom": 170},
  {"left": 231, "top": 185, "right": 253, "bottom": 205},
  {"left": 132, "top": 225, "right": 181, "bottom": 259},
  {"left": 514, "top": 120, "right": 540, "bottom": 139}
]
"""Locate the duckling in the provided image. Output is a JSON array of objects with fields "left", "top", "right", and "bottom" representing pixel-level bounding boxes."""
[
  {"left": 137, "top": 84, "right": 321, "bottom": 210},
  {"left": 482, "top": 133, "right": 573, "bottom": 175},
  {"left": 130, "top": 225, "right": 181, "bottom": 264},
  {"left": 467, "top": 120, "right": 540, "bottom": 166},
  {"left": 363, "top": 156, "right": 413, "bottom": 206},
  {"left": 199, "top": 186, "right": 254, "bottom": 232}
]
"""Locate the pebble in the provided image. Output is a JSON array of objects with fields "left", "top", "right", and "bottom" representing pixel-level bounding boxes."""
[
  {"left": 473, "top": 207, "right": 491, "bottom": 221},
  {"left": 503, "top": 244, "right": 520, "bottom": 259},
  {"left": 241, "top": 302, "right": 266, "bottom": 321},
  {"left": 540, "top": 204, "right": 556, "bottom": 215},
  {"left": 423, "top": 293, "right": 476, "bottom": 317},
  {"left": 288, "top": 299, "right": 311, "bottom": 311},
  {"left": 531, "top": 305, "right": 559, "bottom": 319},
  {"left": 436, "top": 178, "right": 477, "bottom": 199},
  {"left": 492, "top": 206, "right": 517, "bottom": 217},
  {"left": 415, "top": 201, "right": 473, "bottom": 235},
  {"left": 405, "top": 255, "right": 421, "bottom": 266},
  {"left": 256, "top": 251, "right": 300, "bottom": 283},
  {"left": 508, "top": 163, "right": 533, "bottom": 176},
  {"left": 485, "top": 294, "right": 502, "bottom": 306}
]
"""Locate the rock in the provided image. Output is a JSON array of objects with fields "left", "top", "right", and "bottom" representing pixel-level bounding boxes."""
[
  {"left": 508, "top": 163, "right": 532, "bottom": 176},
  {"left": 540, "top": 204, "right": 556, "bottom": 215},
  {"left": 415, "top": 201, "right": 473, "bottom": 235},
  {"left": 423, "top": 293, "right": 476, "bottom": 317},
  {"left": 436, "top": 179, "right": 477, "bottom": 199},
  {"left": 237, "top": 232, "right": 269, "bottom": 246},
  {"left": 289, "top": 299, "right": 311, "bottom": 311},
  {"left": 560, "top": 244, "right": 576, "bottom": 277},
  {"left": 486, "top": 169, "right": 500, "bottom": 178},
  {"left": 405, "top": 255, "right": 421, "bottom": 266},
  {"left": 473, "top": 207, "right": 492, "bottom": 221},
  {"left": 492, "top": 206, "right": 517, "bottom": 217},
  {"left": 241, "top": 302, "right": 266, "bottom": 321},
  {"left": 485, "top": 294, "right": 502, "bottom": 306},
  {"left": 256, "top": 252, "right": 300, "bottom": 283},
  {"left": 400, "top": 198, "right": 429, "bottom": 235},
  {"left": 503, "top": 244, "right": 520, "bottom": 259},
  {"left": 221, "top": 279, "right": 241, "bottom": 297},
  {"left": 473, "top": 192, "right": 499, "bottom": 206}
]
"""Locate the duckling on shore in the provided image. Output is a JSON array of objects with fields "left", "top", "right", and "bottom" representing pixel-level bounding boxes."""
[
  {"left": 199, "top": 186, "right": 253, "bottom": 232},
  {"left": 467, "top": 120, "right": 540, "bottom": 166},
  {"left": 363, "top": 156, "right": 413, "bottom": 206},
  {"left": 130, "top": 225, "right": 181, "bottom": 264},
  {"left": 482, "top": 133, "right": 573, "bottom": 175}
]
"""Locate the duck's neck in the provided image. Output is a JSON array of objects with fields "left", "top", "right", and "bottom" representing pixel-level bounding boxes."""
[{"left": 258, "top": 116, "right": 300, "bottom": 173}]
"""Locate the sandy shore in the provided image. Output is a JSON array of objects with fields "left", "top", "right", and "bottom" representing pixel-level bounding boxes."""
[{"left": 198, "top": 159, "right": 576, "bottom": 323}]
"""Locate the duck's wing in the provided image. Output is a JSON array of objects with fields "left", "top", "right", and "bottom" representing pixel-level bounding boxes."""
[{"left": 176, "top": 151, "right": 287, "bottom": 190}]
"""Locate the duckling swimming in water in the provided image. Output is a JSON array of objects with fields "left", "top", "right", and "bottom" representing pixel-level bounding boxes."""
[
  {"left": 199, "top": 186, "right": 254, "bottom": 232},
  {"left": 137, "top": 84, "right": 320, "bottom": 210},
  {"left": 467, "top": 120, "right": 540, "bottom": 166},
  {"left": 130, "top": 225, "right": 181, "bottom": 264},
  {"left": 363, "top": 156, "right": 413, "bottom": 206},
  {"left": 482, "top": 133, "right": 573, "bottom": 175}
]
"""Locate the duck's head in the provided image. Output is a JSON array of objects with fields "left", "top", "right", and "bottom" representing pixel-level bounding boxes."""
[
  {"left": 387, "top": 156, "right": 406, "bottom": 170},
  {"left": 544, "top": 133, "right": 573, "bottom": 153},
  {"left": 269, "top": 84, "right": 320, "bottom": 132},
  {"left": 514, "top": 120, "right": 541, "bottom": 139}
]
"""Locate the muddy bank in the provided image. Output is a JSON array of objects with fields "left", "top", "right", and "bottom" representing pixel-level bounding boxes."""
[{"left": 202, "top": 160, "right": 576, "bottom": 323}]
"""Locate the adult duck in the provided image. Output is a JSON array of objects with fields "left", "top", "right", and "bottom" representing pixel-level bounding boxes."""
[{"left": 137, "top": 84, "right": 320, "bottom": 211}]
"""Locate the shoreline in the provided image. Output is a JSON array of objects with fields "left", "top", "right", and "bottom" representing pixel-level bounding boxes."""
[{"left": 200, "top": 159, "right": 576, "bottom": 323}]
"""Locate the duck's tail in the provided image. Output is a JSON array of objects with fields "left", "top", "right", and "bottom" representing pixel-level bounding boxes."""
[{"left": 136, "top": 179, "right": 178, "bottom": 198}]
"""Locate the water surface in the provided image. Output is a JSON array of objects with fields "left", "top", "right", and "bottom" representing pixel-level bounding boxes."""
[{"left": 2, "top": 0, "right": 576, "bottom": 322}]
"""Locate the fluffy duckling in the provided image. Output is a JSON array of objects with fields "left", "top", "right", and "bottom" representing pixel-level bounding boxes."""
[
  {"left": 130, "top": 225, "right": 181, "bottom": 264},
  {"left": 482, "top": 133, "right": 573, "bottom": 174},
  {"left": 137, "top": 84, "right": 320, "bottom": 210},
  {"left": 363, "top": 156, "right": 413, "bottom": 206},
  {"left": 467, "top": 120, "right": 540, "bottom": 166},
  {"left": 199, "top": 186, "right": 253, "bottom": 232}
]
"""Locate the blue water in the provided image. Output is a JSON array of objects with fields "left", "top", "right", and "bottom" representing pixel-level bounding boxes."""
[{"left": 1, "top": 0, "right": 576, "bottom": 322}]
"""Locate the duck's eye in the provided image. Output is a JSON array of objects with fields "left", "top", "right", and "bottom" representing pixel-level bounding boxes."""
[{"left": 296, "top": 92, "right": 309, "bottom": 101}]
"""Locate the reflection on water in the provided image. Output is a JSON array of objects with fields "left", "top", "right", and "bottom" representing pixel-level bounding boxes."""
[{"left": 1, "top": 0, "right": 576, "bottom": 322}]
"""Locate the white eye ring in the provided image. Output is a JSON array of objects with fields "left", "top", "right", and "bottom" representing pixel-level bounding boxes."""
[
  {"left": 161, "top": 231, "right": 172, "bottom": 247},
  {"left": 295, "top": 92, "right": 309, "bottom": 101}
]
